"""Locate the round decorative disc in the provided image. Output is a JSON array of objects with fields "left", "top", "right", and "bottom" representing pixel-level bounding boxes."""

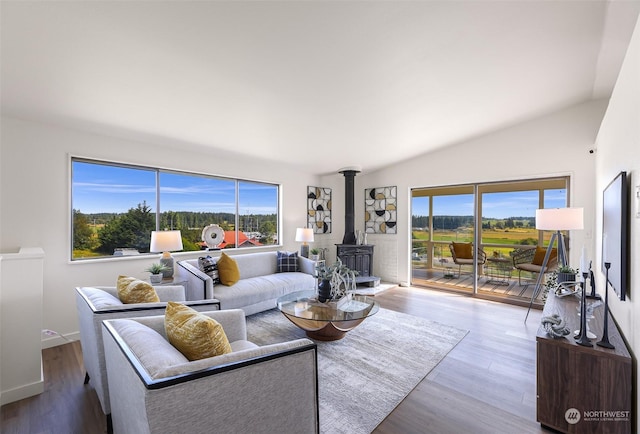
[{"left": 201, "top": 224, "right": 225, "bottom": 249}]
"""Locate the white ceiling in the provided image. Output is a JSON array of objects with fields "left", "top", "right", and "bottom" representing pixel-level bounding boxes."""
[{"left": 2, "top": 1, "right": 639, "bottom": 175}]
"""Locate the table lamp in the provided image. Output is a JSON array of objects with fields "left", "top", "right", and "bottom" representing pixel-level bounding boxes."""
[
  {"left": 295, "top": 228, "right": 314, "bottom": 258},
  {"left": 150, "top": 230, "right": 183, "bottom": 278}
]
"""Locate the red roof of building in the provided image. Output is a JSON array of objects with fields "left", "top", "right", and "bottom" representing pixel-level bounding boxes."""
[{"left": 199, "top": 231, "right": 262, "bottom": 249}]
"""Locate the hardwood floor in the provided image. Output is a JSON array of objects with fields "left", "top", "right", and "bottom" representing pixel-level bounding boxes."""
[
  {"left": 1, "top": 338, "right": 105, "bottom": 434},
  {"left": 373, "top": 286, "right": 550, "bottom": 434},
  {"left": 1, "top": 286, "right": 551, "bottom": 434}
]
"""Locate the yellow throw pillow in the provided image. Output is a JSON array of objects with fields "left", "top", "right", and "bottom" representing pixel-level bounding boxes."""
[
  {"left": 532, "top": 247, "right": 557, "bottom": 266},
  {"left": 116, "top": 275, "right": 160, "bottom": 304},
  {"left": 164, "top": 302, "right": 232, "bottom": 361},
  {"left": 452, "top": 242, "right": 473, "bottom": 259},
  {"left": 217, "top": 252, "right": 240, "bottom": 286}
]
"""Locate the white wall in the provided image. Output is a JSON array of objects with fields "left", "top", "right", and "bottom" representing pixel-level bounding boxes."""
[
  {"left": 0, "top": 116, "right": 318, "bottom": 346},
  {"left": 0, "top": 248, "right": 44, "bottom": 405},
  {"left": 595, "top": 14, "right": 640, "bottom": 419},
  {"left": 351, "top": 99, "right": 608, "bottom": 285}
]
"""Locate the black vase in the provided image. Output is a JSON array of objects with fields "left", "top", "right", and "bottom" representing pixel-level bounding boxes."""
[{"left": 318, "top": 279, "right": 332, "bottom": 302}]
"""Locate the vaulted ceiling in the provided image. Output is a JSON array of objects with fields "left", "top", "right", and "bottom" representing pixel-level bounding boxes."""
[{"left": 2, "top": 1, "right": 639, "bottom": 174}]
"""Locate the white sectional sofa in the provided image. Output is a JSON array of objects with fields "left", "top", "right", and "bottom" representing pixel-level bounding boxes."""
[{"left": 176, "top": 251, "right": 316, "bottom": 314}]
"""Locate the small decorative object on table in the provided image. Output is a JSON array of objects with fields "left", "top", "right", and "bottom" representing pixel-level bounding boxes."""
[
  {"left": 574, "top": 270, "right": 593, "bottom": 347},
  {"left": 586, "top": 262, "right": 601, "bottom": 300},
  {"left": 554, "top": 282, "right": 580, "bottom": 298},
  {"left": 317, "top": 278, "right": 332, "bottom": 303},
  {"left": 202, "top": 224, "right": 225, "bottom": 250},
  {"left": 309, "top": 248, "right": 320, "bottom": 261},
  {"left": 579, "top": 248, "right": 601, "bottom": 300},
  {"left": 541, "top": 314, "right": 570, "bottom": 338},
  {"left": 145, "top": 263, "right": 169, "bottom": 284},
  {"left": 574, "top": 297, "right": 602, "bottom": 339},
  {"left": 544, "top": 267, "right": 580, "bottom": 298},
  {"left": 556, "top": 265, "right": 577, "bottom": 284},
  {"left": 315, "top": 258, "right": 358, "bottom": 302}
]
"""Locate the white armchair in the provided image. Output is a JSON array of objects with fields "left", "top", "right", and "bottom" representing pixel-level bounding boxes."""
[
  {"left": 102, "top": 309, "right": 319, "bottom": 434},
  {"left": 75, "top": 286, "right": 220, "bottom": 430}
]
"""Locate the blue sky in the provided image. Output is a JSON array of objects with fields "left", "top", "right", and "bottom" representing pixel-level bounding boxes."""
[
  {"left": 412, "top": 189, "right": 567, "bottom": 219},
  {"left": 74, "top": 161, "right": 565, "bottom": 219},
  {"left": 72, "top": 161, "right": 277, "bottom": 214}
]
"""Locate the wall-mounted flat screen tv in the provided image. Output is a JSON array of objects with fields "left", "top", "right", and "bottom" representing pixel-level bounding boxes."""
[{"left": 602, "top": 171, "right": 628, "bottom": 301}]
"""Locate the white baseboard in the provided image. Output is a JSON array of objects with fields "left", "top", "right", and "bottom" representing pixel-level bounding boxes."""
[
  {"left": 1, "top": 378, "right": 44, "bottom": 405},
  {"left": 353, "top": 282, "right": 397, "bottom": 296},
  {"left": 41, "top": 331, "right": 80, "bottom": 349}
]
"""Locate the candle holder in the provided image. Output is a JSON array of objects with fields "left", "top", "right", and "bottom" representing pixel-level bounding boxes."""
[
  {"left": 597, "top": 262, "right": 615, "bottom": 349},
  {"left": 574, "top": 271, "right": 593, "bottom": 347}
]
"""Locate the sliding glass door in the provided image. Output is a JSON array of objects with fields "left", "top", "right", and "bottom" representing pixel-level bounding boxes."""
[{"left": 412, "top": 177, "right": 569, "bottom": 305}]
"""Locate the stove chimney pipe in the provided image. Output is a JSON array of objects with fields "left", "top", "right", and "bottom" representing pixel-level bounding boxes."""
[{"left": 339, "top": 166, "right": 361, "bottom": 245}]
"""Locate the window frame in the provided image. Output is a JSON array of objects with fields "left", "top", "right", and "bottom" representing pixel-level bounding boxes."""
[{"left": 69, "top": 156, "right": 281, "bottom": 262}]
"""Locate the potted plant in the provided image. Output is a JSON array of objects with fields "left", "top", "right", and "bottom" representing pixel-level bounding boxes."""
[
  {"left": 309, "top": 248, "right": 320, "bottom": 261},
  {"left": 145, "top": 263, "right": 169, "bottom": 284},
  {"left": 556, "top": 265, "right": 577, "bottom": 284},
  {"left": 315, "top": 258, "right": 358, "bottom": 302}
]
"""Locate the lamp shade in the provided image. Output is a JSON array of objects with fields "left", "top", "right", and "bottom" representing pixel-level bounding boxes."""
[
  {"left": 535, "top": 208, "right": 583, "bottom": 231},
  {"left": 295, "top": 228, "right": 314, "bottom": 243},
  {"left": 150, "top": 230, "right": 183, "bottom": 253}
]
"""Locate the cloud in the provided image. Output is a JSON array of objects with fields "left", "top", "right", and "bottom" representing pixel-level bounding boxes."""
[{"left": 73, "top": 181, "right": 155, "bottom": 194}]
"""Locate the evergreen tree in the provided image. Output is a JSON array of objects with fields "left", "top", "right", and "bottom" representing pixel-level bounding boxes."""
[
  {"left": 73, "top": 209, "right": 95, "bottom": 250},
  {"left": 98, "top": 202, "right": 155, "bottom": 254},
  {"left": 259, "top": 220, "right": 276, "bottom": 245}
]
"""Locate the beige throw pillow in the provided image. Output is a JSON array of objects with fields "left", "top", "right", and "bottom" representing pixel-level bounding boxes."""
[
  {"left": 116, "top": 275, "right": 160, "bottom": 304},
  {"left": 164, "top": 302, "right": 232, "bottom": 361}
]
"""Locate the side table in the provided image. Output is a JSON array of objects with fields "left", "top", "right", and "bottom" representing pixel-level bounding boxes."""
[
  {"left": 485, "top": 257, "right": 513, "bottom": 285},
  {"left": 151, "top": 277, "right": 221, "bottom": 309},
  {"left": 150, "top": 276, "right": 190, "bottom": 300}
]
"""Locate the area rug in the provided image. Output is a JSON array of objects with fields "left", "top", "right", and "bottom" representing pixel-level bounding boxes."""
[{"left": 246, "top": 308, "right": 468, "bottom": 434}]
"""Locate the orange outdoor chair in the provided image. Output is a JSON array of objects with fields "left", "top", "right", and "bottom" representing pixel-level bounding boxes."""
[
  {"left": 512, "top": 246, "right": 558, "bottom": 285},
  {"left": 449, "top": 242, "right": 487, "bottom": 277}
]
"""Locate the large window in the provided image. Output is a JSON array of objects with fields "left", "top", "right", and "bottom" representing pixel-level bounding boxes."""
[{"left": 71, "top": 158, "right": 279, "bottom": 260}]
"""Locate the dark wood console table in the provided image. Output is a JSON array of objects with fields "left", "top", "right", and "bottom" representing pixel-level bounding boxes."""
[{"left": 536, "top": 290, "right": 632, "bottom": 433}]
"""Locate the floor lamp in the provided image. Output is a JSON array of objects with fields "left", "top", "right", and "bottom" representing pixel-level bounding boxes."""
[{"left": 525, "top": 208, "right": 583, "bottom": 322}]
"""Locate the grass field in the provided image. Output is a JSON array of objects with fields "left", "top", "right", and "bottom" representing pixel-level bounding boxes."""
[
  {"left": 412, "top": 227, "right": 539, "bottom": 264},
  {"left": 413, "top": 228, "right": 537, "bottom": 244}
]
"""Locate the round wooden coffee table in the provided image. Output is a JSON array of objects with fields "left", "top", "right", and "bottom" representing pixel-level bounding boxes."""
[{"left": 276, "top": 290, "right": 379, "bottom": 341}]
